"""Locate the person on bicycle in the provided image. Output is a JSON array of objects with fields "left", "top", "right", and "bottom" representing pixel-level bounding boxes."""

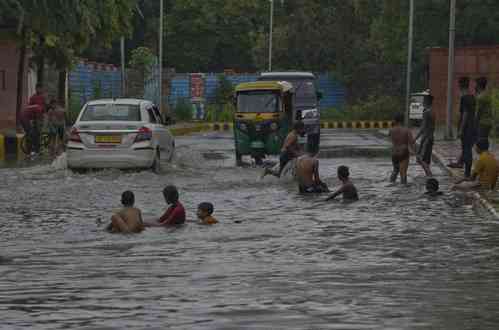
[
  {"left": 47, "top": 99, "right": 66, "bottom": 156},
  {"left": 23, "top": 83, "right": 47, "bottom": 156}
]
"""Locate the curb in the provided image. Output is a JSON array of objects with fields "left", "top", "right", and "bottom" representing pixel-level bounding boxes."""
[
  {"left": 376, "top": 128, "right": 499, "bottom": 219},
  {"left": 169, "top": 122, "right": 233, "bottom": 136},
  {"left": 320, "top": 121, "right": 393, "bottom": 129},
  {"left": 431, "top": 149, "right": 499, "bottom": 220}
]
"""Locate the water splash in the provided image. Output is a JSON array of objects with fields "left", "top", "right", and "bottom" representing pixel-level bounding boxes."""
[{"left": 51, "top": 152, "right": 68, "bottom": 170}]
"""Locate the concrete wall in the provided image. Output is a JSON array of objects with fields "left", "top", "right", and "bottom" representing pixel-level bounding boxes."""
[
  {"left": 429, "top": 46, "right": 499, "bottom": 124},
  {"left": 0, "top": 37, "right": 27, "bottom": 133}
]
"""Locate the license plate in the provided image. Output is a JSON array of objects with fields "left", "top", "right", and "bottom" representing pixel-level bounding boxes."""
[{"left": 95, "top": 135, "right": 121, "bottom": 144}]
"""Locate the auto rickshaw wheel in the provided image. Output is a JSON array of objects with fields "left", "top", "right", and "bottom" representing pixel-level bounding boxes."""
[{"left": 253, "top": 155, "right": 264, "bottom": 166}]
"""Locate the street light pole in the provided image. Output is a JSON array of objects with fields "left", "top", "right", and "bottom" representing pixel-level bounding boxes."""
[
  {"left": 445, "top": 0, "right": 456, "bottom": 139},
  {"left": 405, "top": 0, "right": 414, "bottom": 127},
  {"left": 268, "top": 0, "right": 274, "bottom": 72},
  {"left": 120, "top": 36, "right": 126, "bottom": 96},
  {"left": 158, "top": 0, "right": 164, "bottom": 113}
]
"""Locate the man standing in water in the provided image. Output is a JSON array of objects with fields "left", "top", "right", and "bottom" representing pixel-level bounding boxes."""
[
  {"left": 415, "top": 93, "right": 434, "bottom": 177},
  {"left": 295, "top": 151, "right": 329, "bottom": 193},
  {"left": 389, "top": 113, "right": 416, "bottom": 184},
  {"left": 262, "top": 121, "right": 306, "bottom": 178},
  {"left": 449, "top": 77, "right": 476, "bottom": 171},
  {"left": 457, "top": 77, "right": 476, "bottom": 179}
]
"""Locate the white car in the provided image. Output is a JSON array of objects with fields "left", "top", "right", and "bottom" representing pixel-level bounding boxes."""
[{"left": 67, "top": 98, "right": 175, "bottom": 172}]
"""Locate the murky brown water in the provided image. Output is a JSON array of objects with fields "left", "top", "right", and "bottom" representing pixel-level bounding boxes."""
[{"left": 1, "top": 150, "right": 498, "bottom": 329}]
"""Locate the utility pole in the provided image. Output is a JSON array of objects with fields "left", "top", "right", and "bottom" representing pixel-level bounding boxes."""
[
  {"left": 405, "top": 0, "right": 414, "bottom": 127},
  {"left": 445, "top": 0, "right": 456, "bottom": 139},
  {"left": 268, "top": 0, "right": 274, "bottom": 72},
  {"left": 159, "top": 0, "right": 164, "bottom": 113},
  {"left": 120, "top": 36, "right": 126, "bottom": 96}
]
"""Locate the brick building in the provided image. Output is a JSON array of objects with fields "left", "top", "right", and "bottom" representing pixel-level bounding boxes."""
[
  {"left": 0, "top": 31, "right": 28, "bottom": 134},
  {"left": 429, "top": 46, "right": 499, "bottom": 125}
]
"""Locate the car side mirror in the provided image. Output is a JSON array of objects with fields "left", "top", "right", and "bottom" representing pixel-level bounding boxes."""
[{"left": 316, "top": 91, "right": 323, "bottom": 100}]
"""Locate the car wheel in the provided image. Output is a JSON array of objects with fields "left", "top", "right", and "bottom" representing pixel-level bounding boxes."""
[
  {"left": 152, "top": 149, "right": 161, "bottom": 174},
  {"left": 254, "top": 155, "right": 263, "bottom": 166}
]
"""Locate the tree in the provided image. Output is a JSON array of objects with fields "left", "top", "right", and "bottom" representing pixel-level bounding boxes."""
[{"left": 1, "top": 0, "right": 137, "bottom": 100}]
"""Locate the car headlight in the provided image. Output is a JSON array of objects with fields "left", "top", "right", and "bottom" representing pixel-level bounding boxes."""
[{"left": 270, "top": 122, "right": 278, "bottom": 131}]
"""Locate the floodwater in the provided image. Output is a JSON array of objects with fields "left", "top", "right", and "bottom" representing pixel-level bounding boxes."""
[{"left": 1, "top": 146, "right": 498, "bottom": 329}]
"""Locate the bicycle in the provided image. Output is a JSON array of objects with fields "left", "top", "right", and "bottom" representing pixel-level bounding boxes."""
[{"left": 20, "top": 131, "right": 50, "bottom": 155}]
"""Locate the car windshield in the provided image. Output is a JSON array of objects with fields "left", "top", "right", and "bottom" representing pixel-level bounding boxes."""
[
  {"left": 237, "top": 91, "right": 279, "bottom": 113},
  {"left": 80, "top": 104, "right": 141, "bottom": 122}
]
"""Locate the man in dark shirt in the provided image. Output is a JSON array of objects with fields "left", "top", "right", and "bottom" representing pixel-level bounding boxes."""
[{"left": 457, "top": 77, "right": 476, "bottom": 178}]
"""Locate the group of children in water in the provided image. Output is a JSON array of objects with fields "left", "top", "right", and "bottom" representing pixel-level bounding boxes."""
[
  {"left": 108, "top": 80, "right": 499, "bottom": 232},
  {"left": 107, "top": 186, "right": 217, "bottom": 234}
]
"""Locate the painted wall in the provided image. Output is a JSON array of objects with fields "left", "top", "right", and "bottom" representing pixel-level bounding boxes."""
[
  {"left": 68, "top": 61, "right": 121, "bottom": 108},
  {"left": 166, "top": 72, "right": 345, "bottom": 110}
]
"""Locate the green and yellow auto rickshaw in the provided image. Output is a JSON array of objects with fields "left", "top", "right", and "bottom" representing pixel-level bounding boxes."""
[{"left": 233, "top": 81, "right": 297, "bottom": 166}]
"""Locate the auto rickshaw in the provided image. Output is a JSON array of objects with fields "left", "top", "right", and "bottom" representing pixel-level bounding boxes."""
[{"left": 233, "top": 81, "right": 298, "bottom": 166}]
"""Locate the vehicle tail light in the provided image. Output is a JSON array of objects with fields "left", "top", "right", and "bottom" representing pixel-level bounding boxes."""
[
  {"left": 134, "top": 127, "right": 152, "bottom": 143},
  {"left": 69, "top": 128, "right": 82, "bottom": 143}
]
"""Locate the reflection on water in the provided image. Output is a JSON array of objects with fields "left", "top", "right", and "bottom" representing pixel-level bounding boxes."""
[{"left": 1, "top": 150, "right": 499, "bottom": 330}]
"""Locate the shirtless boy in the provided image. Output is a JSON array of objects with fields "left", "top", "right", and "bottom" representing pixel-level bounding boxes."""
[
  {"left": 262, "top": 121, "right": 305, "bottom": 178},
  {"left": 295, "top": 151, "right": 329, "bottom": 193},
  {"left": 108, "top": 191, "right": 144, "bottom": 233},
  {"left": 389, "top": 113, "right": 416, "bottom": 184},
  {"left": 326, "top": 166, "right": 359, "bottom": 201}
]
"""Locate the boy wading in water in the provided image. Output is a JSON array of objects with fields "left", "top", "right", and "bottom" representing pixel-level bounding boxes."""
[
  {"left": 415, "top": 93, "right": 434, "bottom": 177},
  {"left": 262, "top": 121, "right": 305, "bottom": 178},
  {"left": 389, "top": 113, "right": 415, "bottom": 184},
  {"left": 326, "top": 166, "right": 359, "bottom": 201},
  {"left": 295, "top": 151, "right": 329, "bottom": 193},
  {"left": 108, "top": 191, "right": 145, "bottom": 233},
  {"left": 197, "top": 202, "right": 218, "bottom": 225}
]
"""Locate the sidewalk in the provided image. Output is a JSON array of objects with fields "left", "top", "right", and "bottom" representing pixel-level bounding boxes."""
[
  {"left": 431, "top": 131, "right": 499, "bottom": 216},
  {"left": 381, "top": 127, "right": 499, "bottom": 217}
]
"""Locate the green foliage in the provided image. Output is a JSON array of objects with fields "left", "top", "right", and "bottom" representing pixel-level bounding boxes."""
[
  {"left": 92, "top": 80, "right": 102, "bottom": 99},
  {"left": 129, "top": 47, "right": 155, "bottom": 78},
  {"left": 0, "top": 0, "right": 137, "bottom": 70},
  {"left": 67, "top": 94, "right": 83, "bottom": 125},
  {"left": 205, "top": 103, "right": 235, "bottom": 122},
  {"left": 174, "top": 99, "right": 194, "bottom": 121},
  {"left": 214, "top": 75, "right": 234, "bottom": 105},
  {"left": 488, "top": 88, "right": 499, "bottom": 138},
  {"left": 321, "top": 95, "right": 403, "bottom": 122}
]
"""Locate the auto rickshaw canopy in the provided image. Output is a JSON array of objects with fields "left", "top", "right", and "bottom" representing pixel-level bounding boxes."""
[{"left": 235, "top": 81, "right": 293, "bottom": 93}]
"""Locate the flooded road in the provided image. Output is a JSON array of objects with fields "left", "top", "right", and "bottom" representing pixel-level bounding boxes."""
[{"left": 1, "top": 131, "right": 499, "bottom": 329}]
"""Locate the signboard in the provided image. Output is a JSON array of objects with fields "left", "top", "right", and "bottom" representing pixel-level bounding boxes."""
[{"left": 190, "top": 73, "right": 205, "bottom": 102}]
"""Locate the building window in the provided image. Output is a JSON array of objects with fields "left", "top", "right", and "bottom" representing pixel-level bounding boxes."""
[{"left": 0, "top": 70, "right": 5, "bottom": 90}]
